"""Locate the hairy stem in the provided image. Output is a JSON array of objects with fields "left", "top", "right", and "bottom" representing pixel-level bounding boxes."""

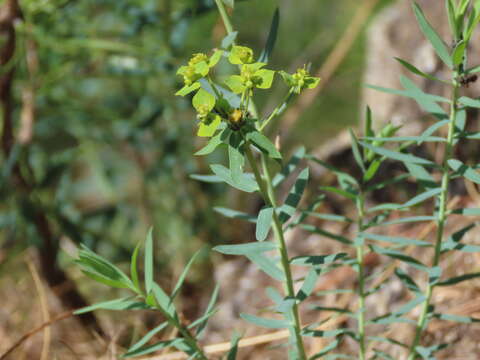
[{"left": 406, "top": 76, "right": 460, "bottom": 360}]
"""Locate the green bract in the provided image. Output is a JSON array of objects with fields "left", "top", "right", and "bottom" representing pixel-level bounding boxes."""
[
  {"left": 279, "top": 66, "right": 320, "bottom": 94},
  {"left": 228, "top": 45, "right": 254, "bottom": 64},
  {"left": 175, "top": 50, "right": 224, "bottom": 96},
  {"left": 224, "top": 63, "right": 275, "bottom": 94},
  {"left": 192, "top": 88, "right": 221, "bottom": 137}
]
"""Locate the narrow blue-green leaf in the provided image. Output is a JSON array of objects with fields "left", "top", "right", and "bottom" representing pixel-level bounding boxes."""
[
  {"left": 395, "top": 268, "right": 421, "bottom": 294},
  {"left": 145, "top": 228, "right": 154, "bottom": 295},
  {"left": 246, "top": 131, "right": 282, "bottom": 159},
  {"left": 365, "top": 84, "right": 450, "bottom": 104},
  {"left": 361, "top": 233, "right": 431, "bottom": 247},
  {"left": 451, "top": 207, "right": 480, "bottom": 216},
  {"left": 221, "top": 31, "right": 238, "bottom": 49},
  {"left": 437, "top": 272, "right": 480, "bottom": 286},
  {"left": 394, "top": 57, "right": 444, "bottom": 82},
  {"left": 349, "top": 129, "right": 365, "bottom": 173},
  {"left": 415, "top": 344, "right": 447, "bottom": 359},
  {"left": 152, "top": 283, "right": 176, "bottom": 318},
  {"left": 210, "top": 164, "right": 258, "bottom": 193},
  {"left": 196, "top": 285, "right": 219, "bottom": 336},
  {"left": 214, "top": 241, "right": 277, "bottom": 255},
  {"left": 171, "top": 249, "right": 203, "bottom": 301},
  {"left": 258, "top": 8, "right": 279, "bottom": 63},
  {"left": 448, "top": 159, "right": 480, "bottom": 184},
  {"left": 363, "top": 136, "right": 445, "bottom": 143},
  {"left": 308, "top": 156, "right": 358, "bottom": 186},
  {"left": 370, "top": 245, "right": 429, "bottom": 272},
  {"left": 304, "top": 211, "right": 352, "bottom": 223},
  {"left": 214, "top": 207, "right": 256, "bottom": 223},
  {"left": 373, "top": 216, "right": 435, "bottom": 227},
  {"left": 226, "top": 332, "right": 241, "bottom": 360},
  {"left": 188, "top": 308, "right": 218, "bottom": 330},
  {"left": 194, "top": 131, "right": 224, "bottom": 156},
  {"left": 272, "top": 146, "right": 305, "bottom": 187},
  {"left": 309, "top": 339, "right": 341, "bottom": 360},
  {"left": 291, "top": 253, "right": 348, "bottom": 267},
  {"left": 266, "top": 287, "right": 284, "bottom": 305},
  {"left": 300, "top": 224, "right": 352, "bottom": 245},
  {"left": 403, "top": 187, "right": 442, "bottom": 207},
  {"left": 433, "top": 313, "right": 480, "bottom": 323},
  {"left": 319, "top": 186, "right": 357, "bottom": 200},
  {"left": 369, "top": 315, "right": 416, "bottom": 325},
  {"left": 412, "top": 2, "right": 452, "bottom": 68},
  {"left": 126, "top": 322, "right": 168, "bottom": 354},
  {"left": 278, "top": 168, "right": 309, "bottom": 223},
  {"left": 256, "top": 206, "right": 273, "bottom": 241},
  {"left": 123, "top": 338, "right": 183, "bottom": 358},
  {"left": 360, "top": 142, "right": 433, "bottom": 165},
  {"left": 465, "top": 64, "right": 480, "bottom": 75},
  {"left": 392, "top": 295, "right": 426, "bottom": 317},
  {"left": 420, "top": 120, "right": 449, "bottom": 141},
  {"left": 240, "top": 313, "right": 290, "bottom": 329},
  {"left": 189, "top": 174, "right": 222, "bottom": 183},
  {"left": 404, "top": 162, "right": 435, "bottom": 183},
  {"left": 399, "top": 76, "right": 449, "bottom": 121},
  {"left": 297, "top": 267, "right": 321, "bottom": 302},
  {"left": 246, "top": 253, "right": 285, "bottom": 281},
  {"left": 74, "top": 297, "right": 143, "bottom": 314},
  {"left": 459, "top": 96, "right": 480, "bottom": 108},
  {"left": 131, "top": 241, "right": 141, "bottom": 292},
  {"left": 368, "top": 336, "right": 408, "bottom": 349},
  {"left": 303, "top": 328, "right": 356, "bottom": 338},
  {"left": 228, "top": 132, "right": 244, "bottom": 183}
]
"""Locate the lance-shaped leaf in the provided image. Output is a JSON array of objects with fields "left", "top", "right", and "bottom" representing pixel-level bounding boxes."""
[
  {"left": 258, "top": 8, "right": 280, "bottom": 64},
  {"left": 245, "top": 130, "right": 282, "bottom": 159},
  {"left": 256, "top": 206, "right": 273, "bottom": 241},
  {"left": 296, "top": 267, "right": 322, "bottom": 302},
  {"left": 413, "top": 2, "right": 452, "bottom": 68},
  {"left": 272, "top": 146, "right": 306, "bottom": 187},
  {"left": 171, "top": 249, "right": 203, "bottom": 301},
  {"left": 278, "top": 168, "right": 309, "bottom": 223},
  {"left": 210, "top": 164, "right": 258, "bottom": 193},
  {"left": 361, "top": 233, "right": 431, "bottom": 247},
  {"left": 360, "top": 142, "right": 434, "bottom": 166},
  {"left": 246, "top": 253, "right": 285, "bottom": 281},
  {"left": 77, "top": 245, "right": 134, "bottom": 290},
  {"left": 370, "top": 245, "right": 429, "bottom": 272},
  {"left": 125, "top": 322, "right": 168, "bottom": 355},
  {"left": 290, "top": 253, "right": 348, "bottom": 267},
  {"left": 394, "top": 57, "right": 444, "bottom": 82},
  {"left": 441, "top": 223, "right": 480, "bottom": 253},
  {"left": 228, "top": 132, "right": 245, "bottom": 183},
  {"left": 395, "top": 268, "right": 421, "bottom": 294},
  {"left": 196, "top": 285, "right": 219, "bottom": 336},
  {"left": 240, "top": 313, "right": 290, "bottom": 329},
  {"left": 214, "top": 241, "right": 278, "bottom": 255},
  {"left": 214, "top": 207, "right": 257, "bottom": 223},
  {"left": 226, "top": 332, "right": 241, "bottom": 360},
  {"left": 437, "top": 272, "right": 480, "bottom": 286},
  {"left": 194, "top": 130, "right": 225, "bottom": 156},
  {"left": 145, "top": 228, "right": 154, "bottom": 294},
  {"left": 448, "top": 159, "right": 480, "bottom": 184},
  {"left": 74, "top": 297, "right": 147, "bottom": 314},
  {"left": 300, "top": 224, "right": 352, "bottom": 245},
  {"left": 459, "top": 96, "right": 480, "bottom": 108},
  {"left": 399, "top": 76, "right": 449, "bottom": 121},
  {"left": 123, "top": 338, "right": 184, "bottom": 358},
  {"left": 415, "top": 344, "right": 448, "bottom": 359}
]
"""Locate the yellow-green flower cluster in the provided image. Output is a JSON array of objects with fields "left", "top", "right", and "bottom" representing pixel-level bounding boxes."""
[{"left": 279, "top": 66, "right": 320, "bottom": 94}]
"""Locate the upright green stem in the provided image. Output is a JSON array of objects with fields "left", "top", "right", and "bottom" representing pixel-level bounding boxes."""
[
  {"left": 214, "top": 0, "right": 234, "bottom": 35},
  {"left": 406, "top": 76, "right": 460, "bottom": 360},
  {"left": 355, "top": 193, "right": 367, "bottom": 360},
  {"left": 244, "top": 144, "right": 307, "bottom": 360}
]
